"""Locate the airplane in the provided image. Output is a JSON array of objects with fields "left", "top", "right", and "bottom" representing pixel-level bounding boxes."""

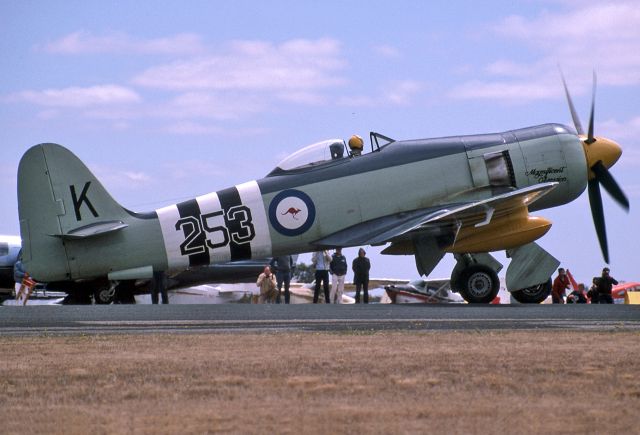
[
  {"left": 16, "top": 74, "right": 629, "bottom": 304},
  {"left": 0, "top": 235, "right": 21, "bottom": 290},
  {"left": 384, "top": 278, "right": 466, "bottom": 304}
]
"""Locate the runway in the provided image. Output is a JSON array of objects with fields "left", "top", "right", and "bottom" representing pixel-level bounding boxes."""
[{"left": 1, "top": 304, "right": 639, "bottom": 335}]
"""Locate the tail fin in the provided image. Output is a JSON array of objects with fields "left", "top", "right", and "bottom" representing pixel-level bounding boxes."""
[{"left": 18, "top": 143, "right": 130, "bottom": 281}]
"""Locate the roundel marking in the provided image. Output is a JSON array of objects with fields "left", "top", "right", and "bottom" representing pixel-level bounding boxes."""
[{"left": 269, "top": 189, "right": 316, "bottom": 236}]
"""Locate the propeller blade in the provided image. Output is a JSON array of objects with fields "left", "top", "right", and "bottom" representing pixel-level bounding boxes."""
[
  {"left": 592, "top": 160, "right": 630, "bottom": 211},
  {"left": 588, "top": 179, "right": 609, "bottom": 264},
  {"left": 560, "top": 68, "right": 585, "bottom": 135},
  {"left": 585, "top": 71, "right": 597, "bottom": 145}
]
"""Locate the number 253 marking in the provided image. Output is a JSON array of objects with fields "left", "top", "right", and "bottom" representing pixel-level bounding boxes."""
[{"left": 175, "top": 205, "right": 255, "bottom": 256}]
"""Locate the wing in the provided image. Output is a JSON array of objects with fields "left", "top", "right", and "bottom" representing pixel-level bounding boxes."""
[{"left": 313, "top": 182, "right": 558, "bottom": 253}]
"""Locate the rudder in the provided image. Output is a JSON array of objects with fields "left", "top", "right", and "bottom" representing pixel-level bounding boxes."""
[{"left": 18, "top": 143, "right": 130, "bottom": 281}]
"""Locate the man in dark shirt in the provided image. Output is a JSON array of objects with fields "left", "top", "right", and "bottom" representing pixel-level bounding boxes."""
[
  {"left": 270, "top": 255, "right": 295, "bottom": 304},
  {"left": 352, "top": 248, "right": 371, "bottom": 303},
  {"left": 596, "top": 267, "right": 618, "bottom": 304}
]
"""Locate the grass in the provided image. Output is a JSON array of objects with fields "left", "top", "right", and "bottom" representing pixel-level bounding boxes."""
[{"left": 1, "top": 331, "right": 639, "bottom": 434}]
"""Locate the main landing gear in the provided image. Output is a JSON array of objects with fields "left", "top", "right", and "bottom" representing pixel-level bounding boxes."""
[
  {"left": 448, "top": 242, "right": 559, "bottom": 304},
  {"left": 450, "top": 253, "right": 502, "bottom": 304}
]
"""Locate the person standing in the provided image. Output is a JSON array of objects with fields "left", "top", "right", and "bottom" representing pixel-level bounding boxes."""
[
  {"left": 552, "top": 268, "right": 570, "bottom": 304},
  {"left": 14, "top": 258, "right": 36, "bottom": 306},
  {"left": 13, "top": 257, "right": 26, "bottom": 304},
  {"left": 330, "top": 248, "right": 348, "bottom": 304},
  {"left": 256, "top": 266, "right": 277, "bottom": 304},
  {"left": 270, "top": 255, "right": 295, "bottom": 304},
  {"left": 587, "top": 277, "right": 600, "bottom": 304},
  {"left": 312, "top": 250, "right": 332, "bottom": 303},
  {"left": 150, "top": 271, "right": 169, "bottom": 304},
  {"left": 596, "top": 267, "right": 618, "bottom": 304},
  {"left": 352, "top": 248, "right": 371, "bottom": 303}
]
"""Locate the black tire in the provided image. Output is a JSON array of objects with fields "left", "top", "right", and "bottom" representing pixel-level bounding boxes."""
[
  {"left": 511, "top": 279, "right": 552, "bottom": 304},
  {"left": 457, "top": 264, "right": 500, "bottom": 304},
  {"left": 93, "top": 286, "right": 114, "bottom": 304}
]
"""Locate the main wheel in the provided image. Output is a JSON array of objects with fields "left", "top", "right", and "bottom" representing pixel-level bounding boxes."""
[
  {"left": 510, "top": 279, "right": 552, "bottom": 304},
  {"left": 457, "top": 265, "right": 500, "bottom": 304}
]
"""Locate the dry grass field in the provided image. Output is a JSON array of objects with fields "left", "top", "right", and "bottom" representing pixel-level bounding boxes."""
[{"left": 1, "top": 331, "right": 639, "bottom": 434}]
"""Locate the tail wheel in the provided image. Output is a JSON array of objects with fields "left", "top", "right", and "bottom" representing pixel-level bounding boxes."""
[
  {"left": 457, "top": 265, "right": 500, "bottom": 304},
  {"left": 511, "top": 279, "right": 552, "bottom": 304},
  {"left": 93, "top": 284, "right": 115, "bottom": 304}
]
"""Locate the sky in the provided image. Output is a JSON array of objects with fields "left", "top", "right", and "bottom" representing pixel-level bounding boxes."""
[{"left": 1, "top": 0, "right": 639, "bottom": 286}]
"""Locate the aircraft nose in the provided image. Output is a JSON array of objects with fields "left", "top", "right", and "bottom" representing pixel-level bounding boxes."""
[{"left": 583, "top": 136, "right": 622, "bottom": 178}]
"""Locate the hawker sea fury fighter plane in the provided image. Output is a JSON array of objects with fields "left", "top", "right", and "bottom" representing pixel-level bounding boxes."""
[{"left": 17, "top": 75, "right": 629, "bottom": 303}]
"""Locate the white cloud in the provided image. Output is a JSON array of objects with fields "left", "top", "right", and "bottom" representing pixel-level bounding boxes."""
[
  {"left": 132, "top": 38, "right": 346, "bottom": 92},
  {"left": 163, "top": 160, "right": 227, "bottom": 181},
  {"left": 164, "top": 121, "right": 222, "bottom": 135},
  {"left": 453, "top": 2, "right": 640, "bottom": 101},
  {"left": 338, "top": 80, "right": 426, "bottom": 108},
  {"left": 336, "top": 95, "right": 375, "bottom": 108},
  {"left": 161, "top": 92, "right": 266, "bottom": 120},
  {"left": 36, "top": 109, "right": 60, "bottom": 120},
  {"left": 600, "top": 116, "right": 640, "bottom": 142},
  {"left": 373, "top": 44, "right": 401, "bottom": 58},
  {"left": 276, "top": 91, "right": 327, "bottom": 105},
  {"left": 383, "top": 80, "right": 424, "bottom": 105},
  {"left": 484, "top": 60, "right": 535, "bottom": 78},
  {"left": 90, "top": 164, "right": 153, "bottom": 189},
  {"left": 12, "top": 85, "right": 141, "bottom": 108},
  {"left": 449, "top": 79, "right": 558, "bottom": 102},
  {"left": 40, "top": 31, "right": 205, "bottom": 55}
]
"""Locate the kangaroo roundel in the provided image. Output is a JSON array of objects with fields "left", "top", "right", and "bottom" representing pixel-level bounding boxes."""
[{"left": 269, "top": 189, "right": 315, "bottom": 236}]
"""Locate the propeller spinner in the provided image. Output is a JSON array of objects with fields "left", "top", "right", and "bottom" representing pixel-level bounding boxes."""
[{"left": 561, "top": 71, "right": 630, "bottom": 263}]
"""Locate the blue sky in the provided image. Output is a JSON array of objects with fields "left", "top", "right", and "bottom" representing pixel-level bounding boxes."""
[{"left": 1, "top": 0, "right": 639, "bottom": 285}]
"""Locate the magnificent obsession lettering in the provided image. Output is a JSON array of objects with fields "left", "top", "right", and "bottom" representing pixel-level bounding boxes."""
[{"left": 525, "top": 166, "right": 567, "bottom": 183}]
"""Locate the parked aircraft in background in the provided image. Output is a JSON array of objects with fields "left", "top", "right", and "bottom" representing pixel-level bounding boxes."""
[
  {"left": 134, "top": 284, "right": 253, "bottom": 305},
  {"left": 0, "top": 235, "right": 21, "bottom": 290},
  {"left": 612, "top": 282, "right": 640, "bottom": 304},
  {"left": 16, "top": 74, "right": 628, "bottom": 304},
  {"left": 385, "top": 278, "right": 465, "bottom": 304}
]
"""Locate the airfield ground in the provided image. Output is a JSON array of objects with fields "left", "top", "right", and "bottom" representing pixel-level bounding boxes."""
[{"left": 1, "top": 331, "right": 639, "bottom": 434}]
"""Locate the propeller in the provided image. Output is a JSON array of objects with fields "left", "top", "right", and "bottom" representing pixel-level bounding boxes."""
[{"left": 560, "top": 71, "right": 629, "bottom": 264}]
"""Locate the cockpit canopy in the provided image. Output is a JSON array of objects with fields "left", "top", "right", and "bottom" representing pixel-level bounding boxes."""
[
  {"left": 270, "top": 132, "right": 395, "bottom": 175},
  {"left": 274, "top": 139, "right": 348, "bottom": 172}
]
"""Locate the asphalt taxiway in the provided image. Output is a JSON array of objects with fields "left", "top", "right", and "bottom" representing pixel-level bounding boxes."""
[{"left": 1, "top": 304, "right": 639, "bottom": 335}]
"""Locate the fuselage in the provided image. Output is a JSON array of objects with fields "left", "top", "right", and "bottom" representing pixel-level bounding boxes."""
[{"left": 153, "top": 123, "right": 587, "bottom": 273}]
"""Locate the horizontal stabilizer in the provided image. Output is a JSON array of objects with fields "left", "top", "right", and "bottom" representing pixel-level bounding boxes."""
[{"left": 56, "top": 220, "right": 128, "bottom": 239}]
